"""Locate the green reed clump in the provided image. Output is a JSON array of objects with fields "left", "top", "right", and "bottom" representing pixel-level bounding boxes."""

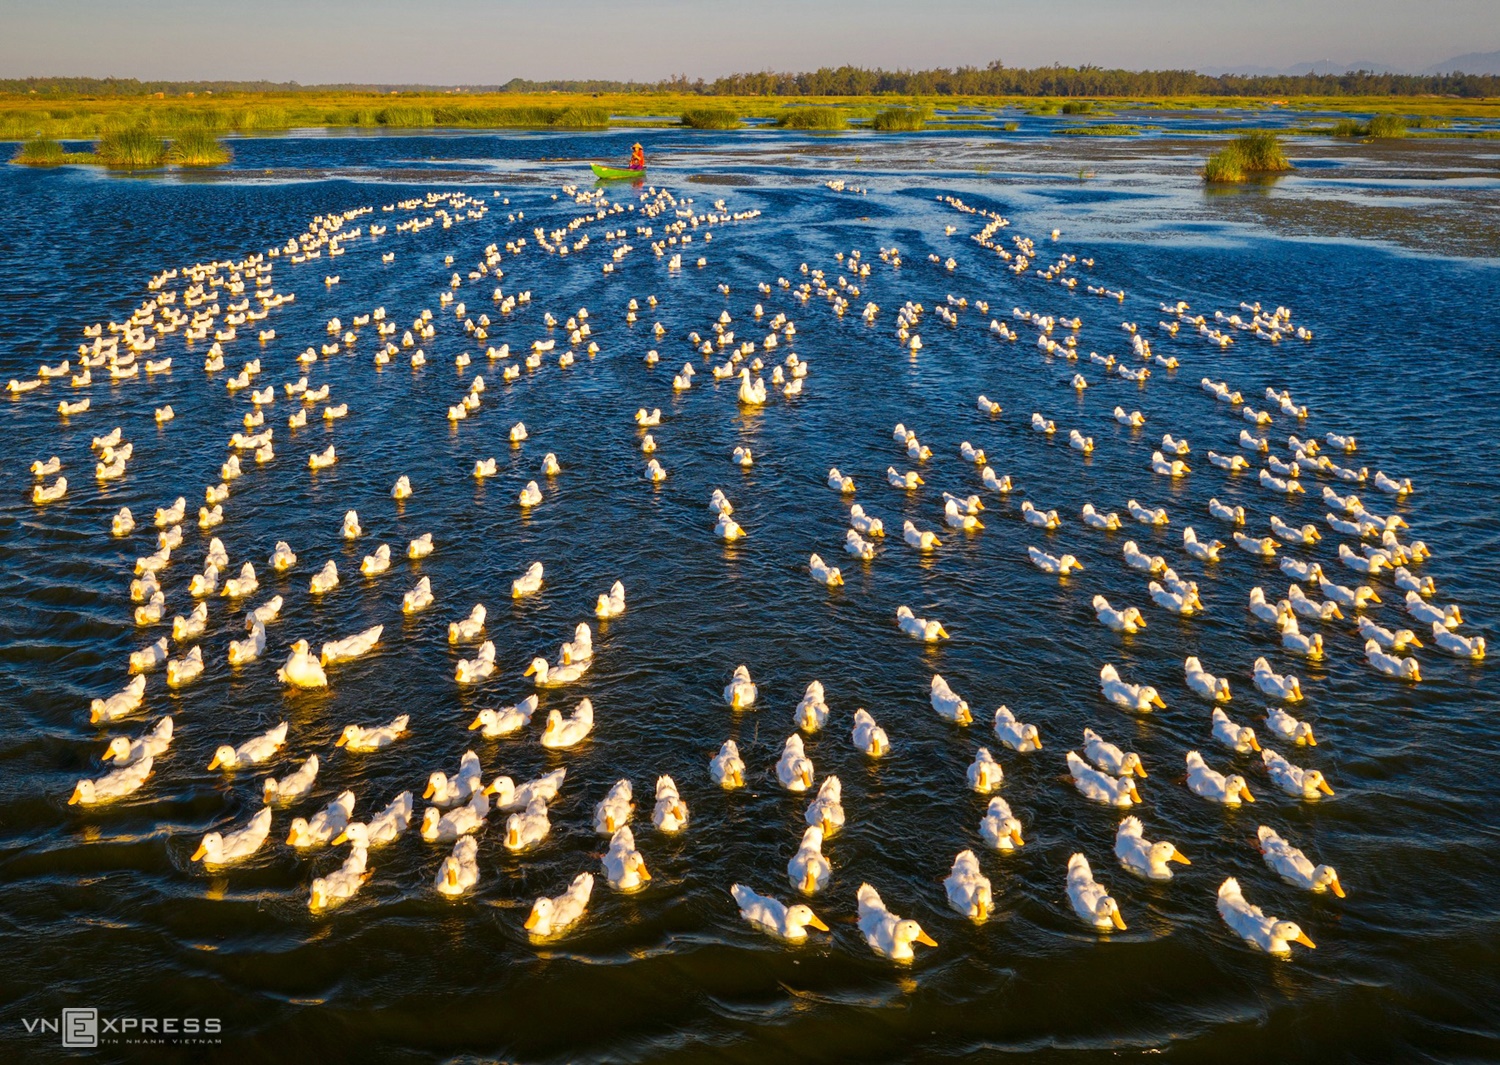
[
  {"left": 1060, "top": 100, "right": 1093, "bottom": 114},
  {"left": 14, "top": 136, "right": 65, "bottom": 165},
  {"left": 1407, "top": 116, "right": 1450, "bottom": 129},
  {"left": 166, "top": 127, "right": 230, "bottom": 166},
  {"left": 775, "top": 107, "right": 846, "bottom": 130},
  {"left": 680, "top": 108, "right": 743, "bottom": 129},
  {"left": 1056, "top": 124, "right": 1141, "bottom": 136},
  {"left": 1204, "top": 131, "right": 1291, "bottom": 183},
  {"left": 1331, "top": 117, "right": 1364, "bottom": 136},
  {"left": 95, "top": 127, "right": 166, "bottom": 168},
  {"left": 1366, "top": 114, "right": 1408, "bottom": 137},
  {"left": 376, "top": 106, "right": 435, "bottom": 127},
  {"left": 870, "top": 106, "right": 927, "bottom": 131},
  {"left": 550, "top": 106, "right": 609, "bottom": 128}
]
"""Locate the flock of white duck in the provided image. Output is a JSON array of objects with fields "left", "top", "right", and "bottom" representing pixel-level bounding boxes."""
[{"left": 11, "top": 174, "right": 1483, "bottom": 963}]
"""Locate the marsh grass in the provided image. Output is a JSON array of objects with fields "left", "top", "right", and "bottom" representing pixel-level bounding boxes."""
[
  {"left": 1056, "top": 124, "right": 1141, "bottom": 136},
  {"left": 870, "top": 106, "right": 929, "bottom": 131},
  {"left": 95, "top": 127, "right": 166, "bottom": 168},
  {"left": 14, "top": 137, "right": 65, "bottom": 165},
  {"left": 681, "top": 108, "right": 743, "bottom": 129},
  {"left": 1060, "top": 101, "right": 1093, "bottom": 114},
  {"left": 775, "top": 107, "right": 846, "bottom": 130},
  {"left": 1331, "top": 114, "right": 1410, "bottom": 138},
  {"left": 166, "top": 127, "right": 231, "bottom": 166},
  {"left": 1366, "top": 114, "right": 1408, "bottom": 137},
  {"left": 1204, "top": 131, "right": 1291, "bottom": 183}
]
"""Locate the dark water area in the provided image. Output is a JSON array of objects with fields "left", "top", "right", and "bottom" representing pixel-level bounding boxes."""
[{"left": 1, "top": 125, "right": 1498, "bottom": 1063}]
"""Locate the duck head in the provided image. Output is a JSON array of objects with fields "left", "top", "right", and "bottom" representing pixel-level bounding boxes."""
[{"left": 206, "top": 745, "right": 237, "bottom": 771}]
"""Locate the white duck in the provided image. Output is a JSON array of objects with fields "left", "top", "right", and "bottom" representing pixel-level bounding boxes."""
[
  {"left": 541, "top": 699, "right": 594, "bottom": 749},
  {"left": 101, "top": 717, "right": 173, "bottom": 766},
  {"left": 420, "top": 790, "right": 490, "bottom": 842},
  {"left": 1185, "top": 750, "right": 1254, "bottom": 805},
  {"left": 595, "top": 580, "right": 627, "bottom": 618},
  {"left": 331, "top": 793, "right": 412, "bottom": 847},
  {"left": 709, "top": 740, "right": 746, "bottom": 788},
  {"left": 287, "top": 790, "right": 357, "bottom": 847},
  {"left": 1365, "top": 639, "right": 1421, "bottom": 682},
  {"left": 1211, "top": 707, "right": 1261, "bottom": 754},
  {"left": 1082, "top": 728, "right": 1146, "bottom": 778},
  {"left": 1252, "top": 657, "right": 1303, "bottom": 701},
  {"left": 1184, "top": 656, "right": 1231, "bottom": 701},
  {"left": 1067, "top": 751, "right": 1139, "bottom": 807},
  {"left": 603, "top": 826, "right": 651, "bottom": 891},
  {"left": 788, "top": 825, "right": 832, "bottom": 894},
  {"left": 851, "top": 708, "right": 889, "bottom": 757},
  {"left": 967, "top": 747, "right": 1005, "bottom": 793},
  {"left": 896, "top": 605, "right": 948, "bottom": 641},
  {"left": 468, "top": 694, "right": 539, "bottom": 739},
  {"left": 424, "top": 751, "right": 483, "bottom": 807},
  {"left": 724, "top": 664, "right": 758, "bottom": 709},
  {"left": 652, "top": 775, "right": 689, "bottom": 833},
  {"left": 435, "top": 836, "right": 480, "bottom": 896},
  {"left": 732, "top": 883, "right": 830, "bottom": 941},
  {"left": 263, "top": 754, "right": 320, "bottom": 804},
  {"left": 1067, "top": 854, "right": 1127, "bottom": 931},
  {"left": 793, "top": 681, "right": 830, "bottom": 733},
  {"left": 1432, "top": 623, "right": 1485, "bottom": 659},
  {"left": 192, "top": 807, "right": 273, "bottom": 865},
  {"left": 993, "top": 706, "right": 1042, "bottom": 752},
  {"left": 321, "top": 624, "right": 383, "bottom": 666},
  {"left": 277, "top": 640, "right": 328, "bottom": 688},
  {"left": 1217, "top": 878, "right": 1315, "bottom": 955},
  {"left": 776, "top": 735, "right": 815, "bottom": 791},
  {"left": 208, "top": 722, "right": 287, "bottom": 770},
  {"left": 1099, "top": 663, "right": 1165, "bottom": 711},
  {"left": 504, "top": 796, "right": 551, "bottom": 851},
  {"left": 1183, "top": 527, "right": 1224, "bottom": 562},
  {"left": 856, "top": 883, "right": 937, "bottom": 961},
  {"left": 527, "top": 873, "right": 595, "bottom": 937},
  {"left": 1114, "top": 816, "right": 1190, "bottom": 880},
  {"left": 68, "top": 755, "right": 153, "bottom": 805},
  {"left": 902, "top": 520, "right": 941, "bottom": 551},
  {"left": 511, "top": 562, "right": 544, "bottom": 598},
  {"left": 448, "top": 604, "right": 487, "bottom": 643},
  {"left": 90, "top": 675, "right": 147, "bottom": 724},
  {"left": 944, "top": 851, "right": 994, "bottom": 922},
  {"left": 1028, "top": 546, "right": 1084, "bottom": 575},
  {"left": 595, "top": 779, "right": 635, "bottom": 835},
  {"left": 1258, "top": 826, "right": 1345, "bottom": 896},
  {"left": 336, "top": 714, "right": 409, "bottom": 752},
  {"left": 930, "top": 674, "right": 973, "bottom": 725},
  {"left": 1093, "top": 596, "right": 1146, "bottom": 634},
  {"left": 804, "top": 777, "right": 845, "bottom": 837},
  {"left": 980, "top": 796, "right": 1025, "bottom": 850},
  {"left": 1263, "top": 748, "right": 1335, "bottom": 799}
]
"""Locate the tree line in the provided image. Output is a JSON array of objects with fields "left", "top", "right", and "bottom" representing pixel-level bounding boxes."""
[{"left": 5, "top": 63, "right": 1498, "bottom": 98}]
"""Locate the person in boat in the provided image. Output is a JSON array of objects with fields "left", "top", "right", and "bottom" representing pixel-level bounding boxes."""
[{"left": 629, "top": 142, "right": 645, "bottom": 171}]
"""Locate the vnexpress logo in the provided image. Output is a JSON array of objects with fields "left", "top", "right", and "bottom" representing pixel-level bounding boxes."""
[
  {"left": 62, "top": 1008, "right": 98, "bottom": 1048},
  {"left": 23, "top": 1008, "right": 221, "bottom": 1046}
]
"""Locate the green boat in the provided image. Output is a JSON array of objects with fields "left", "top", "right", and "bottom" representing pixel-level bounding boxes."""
[{"left": 591, "top": 163, "right": 645, "bottom": 180}]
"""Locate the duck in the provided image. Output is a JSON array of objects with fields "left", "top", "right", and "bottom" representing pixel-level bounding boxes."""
[
  {"left": 1217, "top": 878, "right": 1315, "bottom": 955},
  {"left": 340, "top": 510, "right": 362, "bottom": 540},
  {"left": 1020, "top": 501, "right": 1061, "bottom": 530},
  {"left": 435, "top": 836, "right": 481, "bottom": 896},
  {"left": 930, "top": 674, "right": 974, "bottom": 725},
  {"left": 1093, "top": 596, "right": 1146, "bottom": 634},
  {"left": 1365, "top": 639, "right": 1421, "bottom": 682},
  {"left": 449, "top": 604, "right": 487, "bottom": 643},
  {"left": 993, "top": 706, "right": 1042, "bottom": 752},
  {"left": 1081, "top": 504, "right": 1122, "bottom": 531},
  {"left": 1258, "top": 826, "right": 1344, "bottom": 896},
  {"left": 359, "top": 546, "right": 391, "bottom": 578},
  {"left": 308, "top": 560, "right": 339, "bottom": 595},
  {"left": 391, "top": 475, "right": 412, "bottom": 501},
  {"left": 1123, "top": 540, "right": 1167, "bottom": 574},
  {"left": 794, "top": 681, "right": 830, "bottom": 732},
  {"left": 420, "top": 790, "right": 491, "bottom": 842},
  {"left": 1404, "top": 590, "right": 1462, "bottom": 629},
  {"left": 424, "top": 751, "right": 484, "bottom": 807},
  {"left": 1067, "top": 854, "right": 1126, "bottom": 931},
  {"left": 526, "top": 872, "right": 595, "bottom": 937},
  {"left": 594, "top": 779, "right": 635, "bottom": 835},
  {"left": 1028, "top": 546, "right": 1083, "bottom": 575},
  {"left": 1252, "top": 657, "right": 1303, "bottom": 701},
  {"left": 1264, "top": 705, "right": 1317, "bottom": 747},
  {"left": 1211, "top": 707, "right": 1261, "bottom": 754},
  {"left": 1100, "top": 663, "right": 1165, "bottom": 712},
  {"left": 468, "top": 694, "right": 539, "bottom": 738},
  {"left": 1233, "top": 531, "right": 1278, "bottom": 558},
  {"left": 1069, "top": 430, "right": 1095, "bottom": 454},
  {"left": 1318, "top": 577, "right": 1379, "bottom": 611},
  {"left": 473, "top": 457, "right": 498, "bottom": 479},
  {"left": 808, "top": 553, "right": 844, "bottom": 586},
  {"left": 732, "top": 883, "right": 829, "bottom": 941},
  {"left": 511, "top": 562, "right": 544, "bottom": 598},
  {"left": 1248, "top": 588, "right": 1293, "bottom": 626},
  {"left": 967, "top": 747, "right": 1005, "bottom": 793},
  {"left": 1149, "top": 580, "right": 1201, "bottom": 615},
  {"left": 287, "top": 790, "right": 357, "bottom": 847},
  {"left": 100, "top": 716, "right": 173, "bottom": 767},
  {"left": 277, "top": 640, "right": 328, "bottom": 688},
  {"left": 944, "top": 498, "right": 984, "bottom": 531},
  {"left": 902, "top": 520, "right": 941, "bottom": 551},
  {"left": 978, "top": 793, "right": 1028, "bottom": 856},
  {"left": 1208, "top": 451, "right": 1251, "bottom": 472},
  {"left": 336, "top": 715, "right": 409, "bottom": 752},
  {"left": 715, "top": 513, "right": 745, "bottom": 540},
  {"left": 1115, "top": 816, "right": 1190, "bottom": 880},
  {"left": 651, "top": 775, "right": 689, "bottom": 833},
  {"left": 1432, "top": 623, "right": 1485, "bottom": 659},
  {"left": 1184, "top": 750, "right": 1254, "bottom": 805},
  {"left": 308, "top": 846, "right": 370, "bottom": 913},
  {"left": 457, "top": 642, "right": 498, "bottom": 684},
  {"left": 827, "top": 467, "right": 857, "bottom": 493},
  {"left": 1067, "top": 750, "right": 1140, "bottom": 806},
  {"left": 192, "top": 807, "right": 273, "bottom": 866},
  {"left": 227, "top": 622, "right": 266, "bottom": 666},
  {"left": 504, "top": 796, "right": 552, "bottom": 851},
  {"left": 263, "top": 754, "right": 320, "bottom": 804},
  {"left": 1337, "top": 543, "right": 1386, "bottom": 576},
  {"left": 128, "top": 637, "right": 169, "bottom": 675},
  {"left": 888, "top": 467, "right": 924, "bottom": 491},
  {"left": 1183, "top": 527, "right": 1224, "bottom": 562},
  {"left": 724, "top": 664, "right": 758, "bottom": 709},
  {"left": 1270, "top": 515, "right": 1320, "bottom": 546},
  {"left": 269, "top": 541, "right": 298, "bottom": 572},
  {"left": 519, "top": 481, "right": 543, "bottom": 507},
  {"left": 331, "top": 793, "right": 411, "bottom": 848},
  {"left": 851, "top": 708, "right": 889, "bottom": 757},
  {"left": 68, "top": 755, "right": 153, "bottom": 805},
  {"left": 710, "top": 739, "right": 746, "bottom": 788},
  {"left": 944, "top": 851, "right": 993, "bottom": 922},
  {"left": 1151, "top": 451, "right": 1190, "bottom": 477},
  {"left": 1208, "top": 498, "right": 1246, "bottom": 525},
  {"left": 982, "top": 468, "right": 1015, "bottom": 494},
  {"left": 1263, "top": 748, "right": 1335, "bottom": 799},
  {"left": 1082, "top": 728, "right": 1146, "bottom": 778},
  {"left": 896, "top": 605, "right": 948, "bottom": 641},
  {"left": 1276, "top": 616, "right": 1324, "bottom": 659},
  {"left": 856, "top": 883, "right": 937, "bottom": 961},
  {"left": 402, "top": 577, "right": 434, "bottom": 613},
  {"left": 603, "top": 826, "right": 651, "bottom": 891},
  {"left": 848, "top": 504, "right": 885, "bottom": 536},
  {"left": 1183, "top": 657, "right": 1231, "bottom": 701},
  {"left": 776, "top": 735, "right": 815, "bottom": 791},
  {"left": 90, "top": 675, "right": 147, "bottom": 724},
  {"left": 804, "top": 776, "right": 845, "bottom": 836},
  {"left": 559, "top": 623, "right": 593, "bottom": 665},
  {"left": 595, "top": 580, "right": 627, "bottom": 619},
  {"left": 541, "top": 698, "right": 594, "bottom": 748},
  {"left": 321, "top": 624, "right": 383, "bottom": 666},
  {"left": 208, "top": 722, "right": 287, "bottom": 770}
]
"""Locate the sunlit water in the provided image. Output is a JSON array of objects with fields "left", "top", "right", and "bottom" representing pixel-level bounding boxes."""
[{"left": 2, "top": 125, "right": 1499, "bottom": 1062}]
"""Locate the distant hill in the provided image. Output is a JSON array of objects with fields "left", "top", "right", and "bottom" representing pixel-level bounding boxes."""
[{"left": 1424, "top": 50, "right": 1500, "bottom": 75}]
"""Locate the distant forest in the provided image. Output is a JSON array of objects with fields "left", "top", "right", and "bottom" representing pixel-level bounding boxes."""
[{"left": 5, "top": 63, "right": 1499, "bottom": 98}]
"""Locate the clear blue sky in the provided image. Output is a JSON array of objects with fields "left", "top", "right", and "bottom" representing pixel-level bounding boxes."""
[{"left": 0, "top": 0, "right": 1494, "bottom": 81}]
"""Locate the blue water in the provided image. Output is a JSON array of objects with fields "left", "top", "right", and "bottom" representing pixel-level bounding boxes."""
[{"left": 2, "top": 128, "right": 1498, "bottom": 1062}]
